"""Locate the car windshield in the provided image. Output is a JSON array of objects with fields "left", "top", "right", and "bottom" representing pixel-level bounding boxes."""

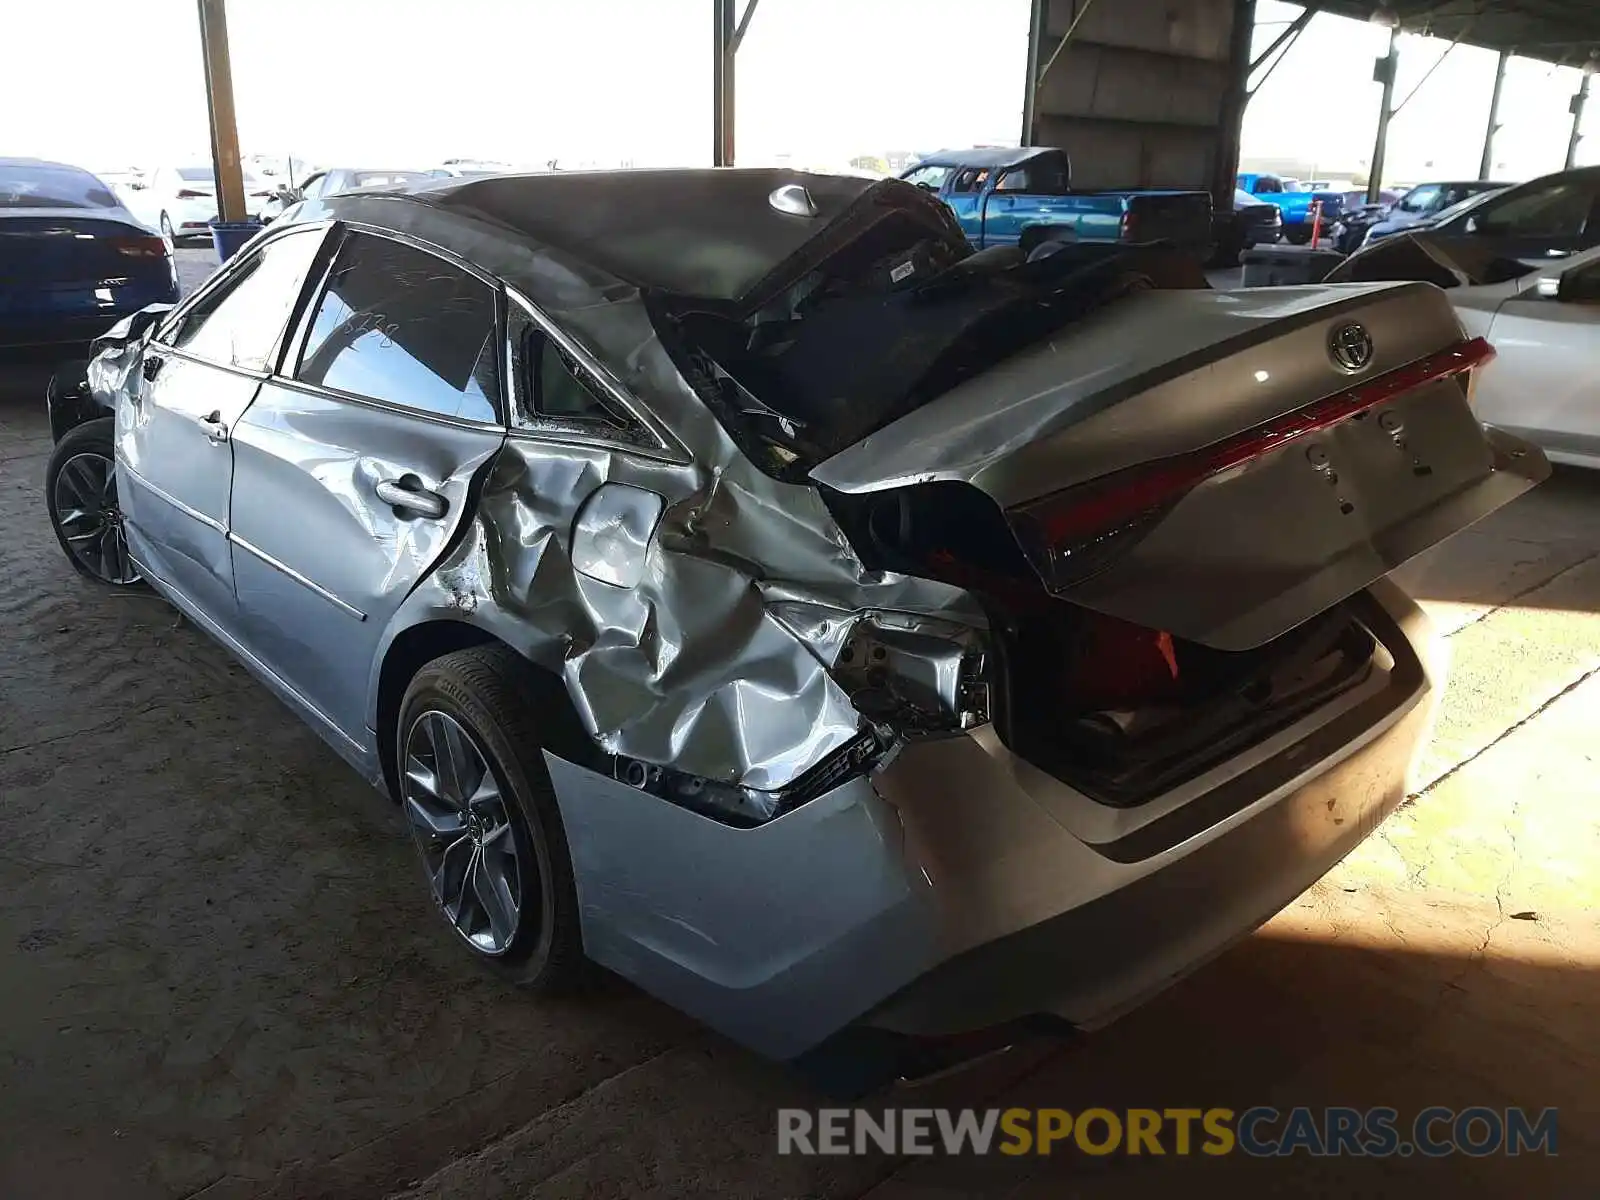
[{"left": 0, "top": 163, "right": 118, "bottom": 209}]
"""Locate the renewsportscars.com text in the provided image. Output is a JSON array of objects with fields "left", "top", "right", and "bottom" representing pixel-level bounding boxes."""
[{"left": 777, "top": 1106, "right": 1558, "bottom": 1158}]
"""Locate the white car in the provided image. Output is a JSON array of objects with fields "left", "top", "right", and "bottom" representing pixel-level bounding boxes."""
[
  {"left": 1450, "top": 245, "right": 1600, "bottom": 468},
  {"left": 131, "top": 166, "right": 276, "bottom": 241},
  {"left": 1332, "top": 238, "right": 1600, "bottom": 467}
]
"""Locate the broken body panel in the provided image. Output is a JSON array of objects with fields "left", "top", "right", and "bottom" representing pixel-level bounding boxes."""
[{"left": 77, "top": 171, "right": 1546, "bottom": 1061}]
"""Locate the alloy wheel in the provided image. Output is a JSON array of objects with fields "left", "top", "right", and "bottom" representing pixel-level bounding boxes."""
[
  {"left": 53, "top": 451, "right": 140, "bottom": 585},
  {"left": 402, "top": 710, "right": 524, "bottom": 955}
]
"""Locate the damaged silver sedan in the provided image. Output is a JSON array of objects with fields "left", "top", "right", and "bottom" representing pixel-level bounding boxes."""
[{"left": 45, "top": 170, "right": 1546, "bottom": 1071}]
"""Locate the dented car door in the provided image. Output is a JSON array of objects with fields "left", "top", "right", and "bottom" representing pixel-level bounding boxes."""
[{"left": 226, "top": 229, "right": 505, "bottom": 744}]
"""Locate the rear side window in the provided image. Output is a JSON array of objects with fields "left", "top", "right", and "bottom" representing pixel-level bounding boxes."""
[
  {"left": 295, "top": 232, "right": 500, "bottom": 423},
  {"left": 170, "top": 227, "right": 325, "bottom": 371},
  {"left": 0, "top": 163, "right": 117, "bottom": 210},
  {"left": 950, "top": 167, "right": 990, "bottom": 194},
  {"left": 508, "top": 307, "right": 651, "bottom": 445}
]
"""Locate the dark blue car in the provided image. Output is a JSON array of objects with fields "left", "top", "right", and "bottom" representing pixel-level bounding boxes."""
[{"left": 1, "top": 157, "right": 179, "bottom": 350}]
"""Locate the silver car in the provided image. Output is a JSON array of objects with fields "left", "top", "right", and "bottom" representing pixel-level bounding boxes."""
[{"left": 44, "top": 170, "right": 1545, "bottom": 1075}]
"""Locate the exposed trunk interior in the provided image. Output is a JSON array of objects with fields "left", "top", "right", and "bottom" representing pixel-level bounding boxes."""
[
  {"left": 824, "top": 479, "right": 1398, "bottom": 809},
  {"left": 992, "top": 597, "right": 1381, "bottom": 808}
]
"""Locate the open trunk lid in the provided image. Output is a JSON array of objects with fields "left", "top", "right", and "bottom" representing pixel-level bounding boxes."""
[{"left": 813, "top": 281, "right": 1548, "bottom": 650}]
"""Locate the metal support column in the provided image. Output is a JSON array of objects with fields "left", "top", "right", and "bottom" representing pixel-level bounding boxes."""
[
  {"left": 713, "top": 0, "right": 735, "bottom": 167},
  {"left": 1480, "top": 49, "right": 1509, "bottom": 179},
  {"left": 1567, "top": 72, "right": 1592, "bottom": 171},
  {"left": 712, "top": 0, "right": 759, "bottom": 167},
  {"left": 1367, "top": 27, "right": 1398, "bottom": 204},
  {"left": 196, "top": 0, "right": 247, "bottom": 222},
  {"left": 1021, "top": 0, "right": 1048, "bottom": 145},
  {"left": 1214, "top": 0, "right": 1258, "bottom": 207}
]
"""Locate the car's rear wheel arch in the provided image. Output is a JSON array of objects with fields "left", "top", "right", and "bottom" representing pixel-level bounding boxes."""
[{"left": 375, "top": 620, "right": 591, "bottom": 804}]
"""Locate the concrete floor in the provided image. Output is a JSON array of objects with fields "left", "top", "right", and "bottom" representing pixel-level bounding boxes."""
[{"left": 0, "top": 250, "right": 1594, "bottom": 1197}]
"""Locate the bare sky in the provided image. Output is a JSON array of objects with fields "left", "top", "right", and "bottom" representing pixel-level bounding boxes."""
[{"left": 4, "top": 0, "right": 1594, "bottom": 183}]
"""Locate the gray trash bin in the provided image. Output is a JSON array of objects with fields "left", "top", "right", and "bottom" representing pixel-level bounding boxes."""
[{"left": 1240, "top": 244, "right": 1345, "bottom": 287}]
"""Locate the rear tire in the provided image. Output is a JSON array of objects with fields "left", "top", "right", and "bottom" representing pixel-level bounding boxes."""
[
  {"left": 397, "top": 645, "right": 586, "bottom": 992},
  {"left": 45, "top": 417, "right": 142, "bottom": 587}
]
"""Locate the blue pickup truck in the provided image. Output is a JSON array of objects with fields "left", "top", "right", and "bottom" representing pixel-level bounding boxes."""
[
  {"left": 1236, "top": 172, "right": 1346, "bottom": 245},
  {"left": 902, "top": 147, "right": 1213, "bottom": 259}
]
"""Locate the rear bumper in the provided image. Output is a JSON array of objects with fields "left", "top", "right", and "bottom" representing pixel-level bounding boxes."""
[
  {"left": 865, "top": 649, "right": 1435, "bottom": 1037},
  {"left": 546, "top": 581, "right": 1444, "bottom": 1061}
]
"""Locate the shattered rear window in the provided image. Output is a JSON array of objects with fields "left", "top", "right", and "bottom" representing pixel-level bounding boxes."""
[{"left": 655, "top": 189, "right": 1207, "bottom": 480}]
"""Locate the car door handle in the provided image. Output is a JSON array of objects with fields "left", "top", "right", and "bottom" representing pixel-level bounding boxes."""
[
  {"left": 198, "top": 410, "right": 229, "bottom": 444},
  {"left": 375, "top": 475, "right": 448, "bottom": 520}
]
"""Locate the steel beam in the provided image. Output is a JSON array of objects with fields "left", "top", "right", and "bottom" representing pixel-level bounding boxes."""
[
  {"left": 1021, "top": 0, "right": 1048, "bottom": 145},
  {"left": 712, "top": 0, "right": 761, "bottom": 166},
  {"left": 1480, "top": 49, "right": 1510, "bottom": 179},
  {"left": 196, "top": 0, "right": 246, "bottom": 223},
  {"left": 1035, "top": 0, "right": 1101, "bottom": 97},
  {"left": 1567, "top": 72, "right": 1592, "bottom": 170},
  {"left": 1216, "top": 0, "right": 1258, "bottom": 207},
  {"left": 1250, "top": 6, "right": 1314, "bottom": 76},
  {"left": 1368, "top": 27, "right": 1398, "bottom": 204},
  {"left": 1392, "top": 29, "right": 1466, "bottom": 116}
]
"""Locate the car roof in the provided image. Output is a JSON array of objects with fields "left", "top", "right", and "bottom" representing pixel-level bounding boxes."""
[
  {"left": 314, "top": 168, "right": 887, "bottom": 304},
  {"left": 0, "top": 156, "right": 100, "bottom": 174},
  {"left": 910, "top": 147, "right": 1054, "bottom": 171}
]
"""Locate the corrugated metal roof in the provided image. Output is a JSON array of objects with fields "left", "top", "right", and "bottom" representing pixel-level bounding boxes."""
[{"left": 1315, "top": 1, "right": 1599, "bottom": 62}]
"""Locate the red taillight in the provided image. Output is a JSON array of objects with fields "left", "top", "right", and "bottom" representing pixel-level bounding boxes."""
[
  {"left": 109, "top": 236, "right": 171, "bottom": 259},
  {"left": 1012, "top": 336, "right": 1496, "bottom": 586},
  {"left": 176, "top": 188, "right": 208, "bottom": 198},
  {"left": 1120, "top": 211, "right": 1136, "bottom": 240}
]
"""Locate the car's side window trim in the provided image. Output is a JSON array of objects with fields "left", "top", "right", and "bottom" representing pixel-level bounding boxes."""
[
  {"left": 153, "top": 220, "right": 335, "bottom": 349},
  {"left": 504, "top": 288, "right": 687, "bottom": 463},
  {"left": 275, "top": 225, "right": 510, "bottom": 431},
  {"left": 151, "top": 223, "right": 335, "bottom": 381}
]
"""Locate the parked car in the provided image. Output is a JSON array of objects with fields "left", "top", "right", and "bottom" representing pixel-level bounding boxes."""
[
  {"left": 1210, "top": 187, "right": 1283, "bottom": 266},
  {"left": 261, "top": 167, "right": 432, "bottom": 221},
  {"left": 428, "top": 161, "right": 513, "bottom": 178},
  {"left": 127, "top": 165, "right": 277, "bottom": 241},
  {"left": 1399, "top": 166, "right": 1600, "bottom": 260},
  {"left": 1328, "top": 235, "right": 1600, "bottom": 468},
  {"left": 1237, "top": 172, "right": 1346, "bottom": 244},
  {"left": 1328, "top": 189, "right": 1404, "bottom": 254},
  {"left": 0, "top": 157, "right": 177, "bottom": 350},
  {"left": 45, "top": 169, "right": 1545, "bottom": 1078},
  {"left": 904, "top": 148, "right": 1213, "bottom": 259},
  {"left": 1358, "top": 180, "right": 1514, "bottom": 248}
]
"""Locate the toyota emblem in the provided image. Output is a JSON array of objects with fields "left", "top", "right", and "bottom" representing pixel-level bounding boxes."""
[{"left": 1328, "top": 322, "right": 1375, "bottom": 373}]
